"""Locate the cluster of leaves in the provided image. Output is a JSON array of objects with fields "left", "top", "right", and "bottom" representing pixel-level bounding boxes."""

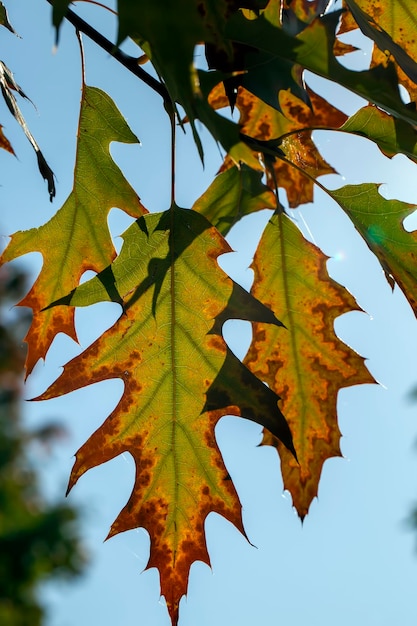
[
  {"left": 2, "top": 0, "right": 417, "bottom": 624},
  {"left": 0, "top": 264, "right": 85, "bottom": 626}
]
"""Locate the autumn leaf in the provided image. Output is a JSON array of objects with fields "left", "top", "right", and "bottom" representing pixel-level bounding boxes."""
[
  {"left": 342, "top": 0, "right": 417, "bottom": 103},
  {"left": 281, "top": 0, "right": 332, "bottom": 26},
  {"left": 0, "top": 85, "right": 146, "bottom": 376},
  {"left": 192, "top": 163, "right": 277, "bottom": 235},
  {"left": 226, "top": 8, "right": 417, "bottom": 127},
  {"left": 114, "top": 0, "right": 243, "bottom": 159},
  {"left": 345, "top": 0, "right": 417, "bottom": 84},
  {"left": 329, "top": 184, "right": 417, "bottom": 314},
  {"left": 208, "top": 83, "right": 346, "bottom": 207},
  {"left": 341, "top": 104, "right": 417, "bottom": 163},
  {"left": 244, "top": 210, "right": 373, "bottom": 518},
  {"left": 0, "top": 124, "right": 14, "bottom": 155},
  {"left": 277, "top": 130, "right": 337, "bottom": 207},
  {"left": 37, "top": 206, "right": 295, "bottom": 625}
]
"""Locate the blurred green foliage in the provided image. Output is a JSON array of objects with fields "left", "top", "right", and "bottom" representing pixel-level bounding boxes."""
[{"left": 0, "top": 264, "right": 85, "bottom": 626}]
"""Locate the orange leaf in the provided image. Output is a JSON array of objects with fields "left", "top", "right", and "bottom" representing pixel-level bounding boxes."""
[
  {"left": 36, "top": 206, "right": 294, "bottom": 624},
  {"left": 209, "top": 82, "right": 347, "bottom": 206},
  {"left": 244, "top": 210, "right": 374, "bottom": 518},
  {"left": 0, "top": 124, "right": 14, "bottom": 155},
  {"left": 281, "top": 0, "right": 329, "bottom": 24}
]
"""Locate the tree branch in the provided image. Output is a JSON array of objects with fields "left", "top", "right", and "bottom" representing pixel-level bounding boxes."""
[{"left": 45, "top": 0, "right": 170, "bottom": 102}]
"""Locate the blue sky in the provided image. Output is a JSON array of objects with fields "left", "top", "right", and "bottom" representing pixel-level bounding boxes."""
[{"left": 2, "top": 2, "right": 417, "bottom": 625}]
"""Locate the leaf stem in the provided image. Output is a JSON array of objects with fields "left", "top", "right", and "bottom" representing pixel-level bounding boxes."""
[
  {"left": 73, "top": 0, "right": 117, "bottom": 16},
  {"left": 278, "top": 153, "right": 331, "bottom": 197},
  {"left": 168, "top": 103, "right": 176, "bottom": 206},
  {"left": 276, "top": 125, "right": 347, "bottom": 145},
  {"left": 45, "top": 0, "right": 170, "bottom": 103},
  {"left": 75, "top": 29, "right": 86, "bottom": 85}
]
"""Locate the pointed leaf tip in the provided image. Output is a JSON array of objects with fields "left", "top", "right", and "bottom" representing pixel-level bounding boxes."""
[
  {"left": 36, "top": 150, "right": 56, "bottom": 201},
  {"left": 0, "top": 1, "right": 18, "bottom": 35},
  {"left": 51, "top": 0, "right": 71, "bottom": 44}
]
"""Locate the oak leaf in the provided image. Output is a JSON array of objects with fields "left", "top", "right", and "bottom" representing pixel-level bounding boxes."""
[
  {"left": 341, "top": 104, "right": 417, "bottom": 163},
  {"left": 192, "top": 163, "right": 277, "bottom": 235},
  {"left": 208, "top": 83, "right": 346, "bottom": 207},
  {"left": 244, "top": 210, "right": 373, "bottom": 518},
  {"left": 37, "top": 206, "right": 295, "bottom": 625},
  {"left": 226, "top": 8, "right": 417, "bottom": 127},
  {"left": 330, "top": 184, "right": 417, "bottom": 314},
  {"left": 0, "top": 85, "right": 146, "bottom": 375},
  {"left": 342, "top": 0, "right": 417, "bottom": 103}
]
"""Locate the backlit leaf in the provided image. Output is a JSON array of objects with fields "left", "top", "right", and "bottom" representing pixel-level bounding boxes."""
[
  {"left": 226, "top": 9, "right": 417, "bottom": 127},
  {"left": 329, "top": 184, "right": 417, "bottom": 313},
  {"left": 241, "top": 50, "right": 310, "bottom": 113},
  {"left": 116, "top": 0, "right": 238, "bottom": 158},
  {"left": 192, "top": 163, "right": 276, "bottom": 235},
  {"left": 0, "top": 124, "right": 14, "bottom": 155},
  {"left": 342, "top": 0, "right": 417, "bottom": 103},
  {"left": 341, "top": 104, "right": 417, "bottom": 163},
  {"left": 244, "top": 210, "right": 373, "bottom": 518},
  {"left": 345, "top": 0, "right": 417, "bottom": 86},
  {"left": 196, "top": 71, "right": 265, "bottom": 168},
  {"left": 208, "top": 82, "right": 346, "bottom": 206},
  {"left": 0, "top": 85, "right": 146, "bottom": 376},
  {"left": 38, "top": 206, "right": 295, "bottom": 625}
]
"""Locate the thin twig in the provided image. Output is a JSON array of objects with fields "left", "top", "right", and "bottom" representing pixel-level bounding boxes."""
[{"left": 74, "top": 0, "right": 117, "bottom": 16}]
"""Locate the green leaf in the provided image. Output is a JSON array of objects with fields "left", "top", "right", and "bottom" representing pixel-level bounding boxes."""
[
  {"left": 341, "top": 104, "right": 417, "bottom": 163},
  {"left": 50, "top": 0, "right": 71, "bottom": 40},
  {"left": 329, "top": 184, "right": 417, "bottom": 313},
  {"left": 226, "top": 9, "right": 417, "bottom": 127},
  {"left": 0, "top": 85, "right": 146, "bottom": 376},
  {"left": 38, "top": 206, "right": 295, "bottom": 625},
  {"left": 241, "top": 50, "right": 310, "bottom": 113},
  {"left": 192, "top": 163, "right": 276, "bottom": 235},
  {"left": 116, "top": 0, "right": 234, "bottom": 159},
  {"left": 195, "top": 70, "right": 268, "bottom": 168}
]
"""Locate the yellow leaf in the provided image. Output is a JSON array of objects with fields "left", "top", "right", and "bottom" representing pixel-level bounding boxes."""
[
  {"left": 342, "top": 0, "right": 417, "bottom": 102},
  {"left": 0, "top": 85, "right": 146, "bottom": 375},
  {"left": 244, "top": 211, "right": 374, "bottom": 518}
]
